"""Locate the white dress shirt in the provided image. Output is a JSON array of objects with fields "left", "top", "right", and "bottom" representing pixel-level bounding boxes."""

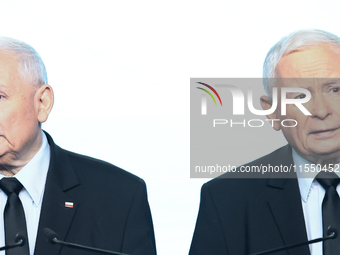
[
  {"left": 0, "top": 131, "right": 50, "bottom": 255},
  {"left": 294, "top": 149, "right": 340, "bottom": 255}
]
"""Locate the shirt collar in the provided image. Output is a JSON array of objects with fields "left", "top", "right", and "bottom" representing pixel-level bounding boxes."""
[
  {"left": 293, "top": 149, "right": 315, "bottom": 203},
  {"left": 1, "top": 131, "right": 51, "bottom": 206},
  {"left": 293, "top": 149, "right": 340, "bottom": 202}
]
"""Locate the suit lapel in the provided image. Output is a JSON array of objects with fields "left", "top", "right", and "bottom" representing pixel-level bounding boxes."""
[
  {"left": 267, "top": 180, "right": 310, "bottom": 255},
  {"left": 266, "top": 145, "right": 310, "bottom": 255},
  {"left": 34, "top": 132, "right": 80, "bottom": 255}
]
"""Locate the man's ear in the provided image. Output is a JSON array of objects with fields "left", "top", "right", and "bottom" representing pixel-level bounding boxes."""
[
  {"left": 35, "top": 85, "right": 54, "bottom": 123},
  {"left": 260, "top": 95, "right": 281, "bottom": 131}
]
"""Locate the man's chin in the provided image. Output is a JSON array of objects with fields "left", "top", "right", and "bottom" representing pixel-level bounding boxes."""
[
  {"left": 307, "top": 145, "right": 340, "bottom": 161},
  {"left": 0, "top": 150, "right": 13, "bottom": 166}
]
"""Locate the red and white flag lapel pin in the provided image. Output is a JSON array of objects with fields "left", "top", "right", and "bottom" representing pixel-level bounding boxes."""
[{"left": 65, "top": 202, "right": 74, "bottom": 208}]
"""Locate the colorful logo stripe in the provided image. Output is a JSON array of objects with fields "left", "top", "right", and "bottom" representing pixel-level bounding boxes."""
[
  {"left": 196, "top": 82, "right": 223, "bottom": 106},
  {"left": 196, "top": 87, "right": 217, "bottom": 105}
]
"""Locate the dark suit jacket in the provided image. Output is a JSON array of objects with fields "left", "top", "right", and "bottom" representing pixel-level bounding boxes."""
[
  {"left": 32, "top": 132, "right": 156, "bottom": 255},
  {"left": 189, "top": 145, "right": 311, "bottom": 255}
]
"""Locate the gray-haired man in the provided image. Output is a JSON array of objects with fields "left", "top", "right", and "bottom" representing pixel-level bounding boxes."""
[
  {"left": 0, "top": 37, "right": 156, "bottom": 255},
  {"left": 190, "top": 29, "right": 340, "bottom": 255}
]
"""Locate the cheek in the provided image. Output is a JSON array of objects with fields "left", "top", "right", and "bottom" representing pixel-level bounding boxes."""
[
  {"left": 12, "top": 102, "right": 37, "bottom": 130},
  {"left": 284, "top": 105, "right": 300, "bottom": 117},
  {"left": 282, "top": 106, "right": 309, "bottom": 126},
  {"left": 22, "top": 109, "right": 38, "bottom": 129},
  {"left": 282, "top": 126, "right": 297, "bottom": 140}
]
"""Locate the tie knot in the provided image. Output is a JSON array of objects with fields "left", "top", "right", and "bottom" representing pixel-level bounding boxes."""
[
  {"left": 316, "top": 171, "right": 340, "bottom": 189},
  {"left": 0, "top": 177, "right": 23, "bottom": 196}
]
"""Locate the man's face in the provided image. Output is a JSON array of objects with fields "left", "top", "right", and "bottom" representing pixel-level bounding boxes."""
[
  {"left": 0, "top": 50, "right": 43, "bottom": 169},
  {"left": 265, "top": 44, "right": 340, "bottom": 163}
]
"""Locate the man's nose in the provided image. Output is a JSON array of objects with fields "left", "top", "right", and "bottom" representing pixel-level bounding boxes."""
[{"left": 309, "top": 93, "right": 331, "bottom": 120}]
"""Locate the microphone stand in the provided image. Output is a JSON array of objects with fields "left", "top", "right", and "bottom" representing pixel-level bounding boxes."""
[
  {"left": 250, "top": 231, "right": 336, "bottom": 255},
  {"left": 44, "top": 228, "right": 129, "bottom": 255},
  {"left": 0, "top": 235, "right": 25, "bottom": 251}
]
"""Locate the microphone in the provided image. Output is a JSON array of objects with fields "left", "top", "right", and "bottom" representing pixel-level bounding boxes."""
[
  {"left": 250, "top": 228, "right": 338, "bottom": 255},
  {"left": 43, "top": 228, "right": 130, "bottom": 255},
  {"left": 0, "top": 233, "right": 26, "bottom": 251}
]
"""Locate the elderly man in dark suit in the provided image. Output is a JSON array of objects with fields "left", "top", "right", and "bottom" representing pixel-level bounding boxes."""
[
  {"left": 0, "top": 36, "right": 156, "bottom": 255},
  {"left": 190, "top": 29, "right": 340, "bottom": 255}
]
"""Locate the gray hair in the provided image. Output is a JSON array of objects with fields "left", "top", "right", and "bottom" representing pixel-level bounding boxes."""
[
  {"left": 0, "top": 36, "right": 48, "bottom": 86},
  {"left": 263, "top": 29, "right": 340, "bottom": 96}
]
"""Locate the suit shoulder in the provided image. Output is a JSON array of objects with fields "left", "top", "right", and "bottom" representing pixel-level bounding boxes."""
[
  {"left": 63, "top": 148, "right": 143, "bottom": 186},
  {"left": 242, "top": 144, "right": 291, "bottom": 169},
  {"left": 44, "top": 131, "right": 142, "bottom": 185},
  {"left": 204, "top": 144, "right": 291, "bottom": 193}
]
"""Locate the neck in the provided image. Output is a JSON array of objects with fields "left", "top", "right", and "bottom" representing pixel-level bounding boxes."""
[
  {"left": 312, "top": 159, "right": 340, "bottom": 170},
  {"left": 0, "top": 168, "right": 21, "bottom": 177},
  {"left": 302, "top": 153, "right": 340, "bottom": 170}
]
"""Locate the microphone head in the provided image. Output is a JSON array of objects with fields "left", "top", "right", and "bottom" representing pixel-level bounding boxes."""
[
  {"left": 43, "top": 228, "right": 58, "bottom": 244},
  {"left": 327, "top": 228, "right": 338, "bottom": 239},
  {"left": 14, "top": 233, "right": 25, "bottom": 246}
]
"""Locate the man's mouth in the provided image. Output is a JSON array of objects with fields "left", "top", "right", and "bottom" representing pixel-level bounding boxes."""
[{"left": 310, "top": 127, "right": 340, "bottom": 138}]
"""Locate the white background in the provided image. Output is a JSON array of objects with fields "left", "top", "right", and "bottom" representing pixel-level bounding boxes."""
[{"left": 0, "top": 1, "right": 340, "bottom": 254}]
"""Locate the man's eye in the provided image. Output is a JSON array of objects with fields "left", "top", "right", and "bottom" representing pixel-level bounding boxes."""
[
  {"left": 295, "top": 94, "right": 306, "bottom": 99},
  {"left": 332, "top": 87, "right": 340, "bottom": 93}
]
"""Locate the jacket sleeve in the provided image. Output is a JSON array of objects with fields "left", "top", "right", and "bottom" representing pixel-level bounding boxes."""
[
  {"left": 189, "top": 183, "right": 228, "bottom": 255},
  {"left": 121, "top": 179, "right": 157, "bottom": 255}
]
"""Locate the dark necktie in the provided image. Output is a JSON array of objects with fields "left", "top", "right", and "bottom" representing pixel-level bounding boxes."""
[
  {"left": 0, "top": 177, "right": 29, "bottom": 255},
  {"left": 316, "top": 171, "right": 340, "bottom": 255}
]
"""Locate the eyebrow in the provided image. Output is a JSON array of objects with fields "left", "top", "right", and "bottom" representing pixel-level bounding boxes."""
[{"left": 323, "top": 78, "right": 340, "bottom": 86}]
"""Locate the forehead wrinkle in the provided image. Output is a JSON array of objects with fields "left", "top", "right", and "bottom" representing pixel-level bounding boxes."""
[
  {"left": 297, "top": 62, "right": 334, "bottom": 78},
  {"left": 0, "top": 72, "right": 10, "bottom": 90},
  {"left": 0, "top": 73, "right": 8, "bottom": 82},
  {"left": 277, "top": 44, "right": 340, "bottom": 79},
  {"left": 0, "top": 84, "right": 10, "bottom": 94}
]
